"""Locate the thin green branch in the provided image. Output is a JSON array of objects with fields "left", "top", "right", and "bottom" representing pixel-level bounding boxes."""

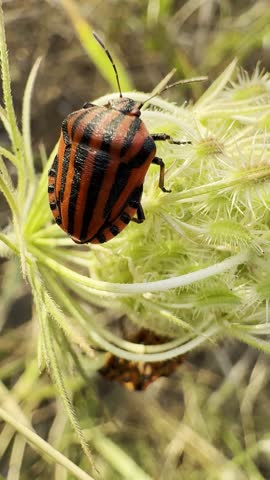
[
  {"left": 0, "top": 0, "right": 25, "bottom": 202},
  {"left": 30, "top": 245, "right": 248, "bottom": 295},
  {"left": 7, "top": 434, "right": 25, "bottom": 480},
  {"left": 41, "top": 268, "right": 221, "bottom": 361},
  {"left": 0, "top": 233, "right": 18, "bottom": 256},
  {"left": 27, "top": 264, "right": 96, "bottom": 471},
  {"left": 24, "top": 143, "right": 58, "bottom": 236},
  {"left": 22, "top": 57, "right": 42, "bottom": 183},
  {"left": 0, "top": 157, "right": 19, "bottom": 217},
  {"left": 42, "top": 316, "right": 96, "bottom": 470},
  {"left": 225, "top": 328, "right": 270, "bottom": 354},
  {"left": 0, "top": 104, "right": 11, "bottom": 136},
  {"left": 43, "top": 281, "right": 95, "bottom": 358},
  {"left": 0, "top": 408, "right": 96, "bottom": 480},
  {"left": 196, "top": 59, "right": 237, "bottom": 108},
  {"left": 0, "top": 146, "right": 17, "bottom": 165}
]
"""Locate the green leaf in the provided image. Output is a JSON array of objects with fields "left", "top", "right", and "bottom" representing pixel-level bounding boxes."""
[
  {"left": 22, "top": 57, "right": 43, "bottom": 182},
  {"left": 195, "top": 59, "right": 237, "bottom": 108}
]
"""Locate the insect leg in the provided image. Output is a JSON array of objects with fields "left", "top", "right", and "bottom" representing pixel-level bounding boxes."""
[
  {"left": 151, "top": 156, "right": 171, "bottom": 192},
  {"left": 131, "top": 203, "right": 145, "bottom": 224},
  {"left": 151, "top": 133, "right": 191, "bottom": 145}
]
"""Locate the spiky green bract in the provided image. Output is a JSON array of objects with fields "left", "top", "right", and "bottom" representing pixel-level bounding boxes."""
[{"left": 86, "top": 62, "right": 270, "bottom": 350}]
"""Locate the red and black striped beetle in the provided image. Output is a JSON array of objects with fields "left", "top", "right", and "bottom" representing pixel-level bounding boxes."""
[{"left": 48, "top": 33, "right": 203, "bottom": 244}]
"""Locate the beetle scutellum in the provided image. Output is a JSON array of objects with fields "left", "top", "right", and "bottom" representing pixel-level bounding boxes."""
[{"left": 48, "top": 33, "right": 206, "bottom": 244}]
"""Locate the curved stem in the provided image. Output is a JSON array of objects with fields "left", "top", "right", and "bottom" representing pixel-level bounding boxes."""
[{"left": 31, "top": 245, "right": 248, "bottom": 295}]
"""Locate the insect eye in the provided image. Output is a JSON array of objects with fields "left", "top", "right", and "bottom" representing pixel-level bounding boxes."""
[{"left": 105, "top": 101, "right": 112, "bottom": 108}]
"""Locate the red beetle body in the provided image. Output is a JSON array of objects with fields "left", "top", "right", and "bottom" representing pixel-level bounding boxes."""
[
  {"left": 48, "top": 98, "right": 156, "bottom": 244},
  {"left": 48, "top": 33, "right": 200, "bottom": 244}
]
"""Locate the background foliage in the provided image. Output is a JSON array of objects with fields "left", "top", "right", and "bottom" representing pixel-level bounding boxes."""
[{"left": 1, "top": 1, "right": 270, "bottom": 479}]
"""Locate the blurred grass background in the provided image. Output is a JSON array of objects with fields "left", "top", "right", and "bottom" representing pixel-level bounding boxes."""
[{"left": 1, "top": 0, "right": 270, "bottom": 479}]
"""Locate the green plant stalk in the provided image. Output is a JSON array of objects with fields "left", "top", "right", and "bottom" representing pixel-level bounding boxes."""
[
  {"left": 22, "top": 57, "right": 42, "bottom": 186},
  {"left": 0, "top": 105, "right": 12, "bottom": 138},
  {"left": 0, "top": 407, "right": 96, "bottom": 480},
  {"left": 28, "top": 265, "right": 96, "bottom": 471},
  {"left": 0, "top": 146, "right": 16, "bottom": 165},
  {"left": 88, "top": 432, "right": 152, "bottom": 480},
  {"left": 29, "top": 244, "right": 248, "bottom": 295},
  {"left": 23, "top": 143, "right": 58, "bottom": 235},
  {"left": 0, "top": 159, "right": 19, "bottom": 217},
  {"left": 7, "top": 434, "right": 25, "bottom": 480},
  {"left": 0, "top": 1, "right": 25, "bottom": 204}
]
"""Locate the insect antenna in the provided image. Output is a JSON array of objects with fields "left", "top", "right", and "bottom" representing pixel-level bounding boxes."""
[
  {"left": 93, "top": 31, "right": 123, "bottom": 98},
  {"left": 139, "top": 76, "right": 208, "bottom": 108}
]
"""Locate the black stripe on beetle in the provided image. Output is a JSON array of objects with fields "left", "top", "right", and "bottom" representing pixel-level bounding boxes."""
[
  {"left": 78, "top": 150, "right": 110, "bottom": 239},
  {"left": 65, "top": 109, "right": 110, "bottom": 234},
  {"left": 60, "top": 145, "right": 71, "bottom": 202},
  {"left": 120, "top": 118, "right": 141, "bottom": 158},
  {"left": 78, "top": 112, "right": 125, "bottom": 239},
  {"left": 103, "top": 162, "right": 131, "bottom": 220}
]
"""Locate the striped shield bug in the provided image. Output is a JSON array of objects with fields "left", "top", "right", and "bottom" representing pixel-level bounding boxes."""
[{"left": 48, "top": 33, "right": 206, "bottom": 244}]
